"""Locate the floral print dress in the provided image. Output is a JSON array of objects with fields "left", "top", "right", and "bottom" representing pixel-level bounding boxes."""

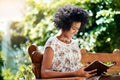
[
  {"left": 44, "top": 36, "right": 82, "bottom": 72},
  {"left": 44, "top": 36, "right": 100, "bottom": 80}
]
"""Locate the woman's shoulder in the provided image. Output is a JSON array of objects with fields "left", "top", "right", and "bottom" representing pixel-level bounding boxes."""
[
  {"left": 45, "top": 36, "right": 57, "bottom": 44},
  {"left": 47, "top": 36, "right": 56, "bottom": 41}
]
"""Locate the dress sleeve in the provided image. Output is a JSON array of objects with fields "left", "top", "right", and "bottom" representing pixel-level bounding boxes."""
[
  {"left": 44, "top": 37, "right": 55, "bottom": 52},
  {"left": 73, "top": 40, "right": 80, "bottom": 50},
  {"left": 73, "top": 40, "right": 82, "bottom": 60}
]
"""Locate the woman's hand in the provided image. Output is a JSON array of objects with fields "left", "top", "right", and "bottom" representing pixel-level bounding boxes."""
[
  {"left": 101, "top": 71, "right": 109, "bottom": 76},
  {"left": 74, "top": 66, "right": 97, "bottom": 78}
]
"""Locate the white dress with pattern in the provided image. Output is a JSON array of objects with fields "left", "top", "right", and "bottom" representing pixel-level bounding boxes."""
[
  {"left": 44, "top": 36, "right": 100, "bottom": 80},
  {"left": 44, "top": 36, "right": 82, "bottom": 72}
]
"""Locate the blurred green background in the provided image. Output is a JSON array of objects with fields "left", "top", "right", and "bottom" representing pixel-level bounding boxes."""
[{"left": 0, "top": 0, "right": 120, "bottom": 80}]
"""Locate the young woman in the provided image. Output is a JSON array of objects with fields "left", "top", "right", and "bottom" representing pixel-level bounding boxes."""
[{"left": 41, "top": 5, "right": 99, "bottom": 80}]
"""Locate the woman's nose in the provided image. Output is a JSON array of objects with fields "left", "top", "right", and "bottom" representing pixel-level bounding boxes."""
[{"left": 74, "top": 30, "right": 78, "bottom": 34}]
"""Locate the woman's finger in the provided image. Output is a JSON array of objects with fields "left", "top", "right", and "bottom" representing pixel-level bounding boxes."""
[{"left": 88, "top": 69, "right": 97, "bottom": 74}]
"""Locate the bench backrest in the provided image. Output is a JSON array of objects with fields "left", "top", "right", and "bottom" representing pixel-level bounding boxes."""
[
  {"left": 28, "top": 45, "right": 43, "bottom": 79},
  {"left": 80, "top": 49, "right": 120, "bottom": 74},
  {"left": 28, "top": 45, "right": 120, "bottom": 79}
]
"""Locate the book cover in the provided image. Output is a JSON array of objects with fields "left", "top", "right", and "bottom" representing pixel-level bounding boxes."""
[{"left": 84, "top": 60, "right": 114, "bottom": 76}]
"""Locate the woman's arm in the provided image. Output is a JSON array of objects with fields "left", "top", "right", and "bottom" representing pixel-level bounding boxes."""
[
  {"left": 41, "top": 47, "right": 96, "bottom": 79},
  {"left": 41, "top": 47, "right": 76, "bottom": 78}
]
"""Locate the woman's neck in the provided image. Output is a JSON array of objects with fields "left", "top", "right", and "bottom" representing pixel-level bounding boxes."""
[{"left": 57, "top": 32, "right": 72, "bottom": 44}]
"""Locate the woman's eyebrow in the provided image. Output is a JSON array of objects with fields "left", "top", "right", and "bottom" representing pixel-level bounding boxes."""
[{"left": 73, "top": 26, "right": 80, "bottom": 29}]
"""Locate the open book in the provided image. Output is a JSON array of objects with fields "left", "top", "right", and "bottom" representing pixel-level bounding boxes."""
[{"left": 84, "top": 60, "right": 115, "bottom": 76}]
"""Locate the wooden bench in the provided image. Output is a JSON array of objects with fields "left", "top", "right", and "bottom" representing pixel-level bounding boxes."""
[{"left": 28, "top": 45, "right": 120, "bottom": 80}]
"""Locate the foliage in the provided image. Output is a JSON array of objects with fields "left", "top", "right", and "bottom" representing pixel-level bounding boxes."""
[
  {"left": 2, "top": 64, "right": 34, "bottom": 80},
  {"left": 24, "top": 16, "right": 57, "bottom": 46},
  {"left": 0, "top": 52, "right": 3, "bottom": 80},
  {"left": 10, "top": 21, "right": 28, "bottom": 49},
  {"left": 0, "top": 32, "right": 3, "bottom": 80},
  {"left": 0, "top": 32, "right": 3, "bottom": 51},
  {"left": 15, "top": 64, "right": 35, "bottom": 80},
  {"left": 2, "top": 68, "right": 15, "bottom": 80},
  {"left": 23, "top": 0, "right": 120, "bottom": 52},
  {"left": 77, "top": 0, "right": 120, "bottom": 52},
  {"left": 112, "top": 0, "right": 120, "bottom": 10},
  {"left": 1, "top": 44, "right": 34, "bottom": 79}
]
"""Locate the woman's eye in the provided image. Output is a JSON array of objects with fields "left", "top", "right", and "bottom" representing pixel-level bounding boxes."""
[{"left": 72, "top": 28, "right": 76, "bottom": 30}]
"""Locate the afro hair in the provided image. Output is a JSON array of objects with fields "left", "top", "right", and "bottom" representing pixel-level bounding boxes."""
[{"left": 54, "top": 5, "right": 89, "bottom": 31}]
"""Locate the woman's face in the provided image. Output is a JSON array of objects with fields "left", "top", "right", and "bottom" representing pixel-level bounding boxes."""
[{"left": 63, "top": 22, "right": 81, "bottom": 39}]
